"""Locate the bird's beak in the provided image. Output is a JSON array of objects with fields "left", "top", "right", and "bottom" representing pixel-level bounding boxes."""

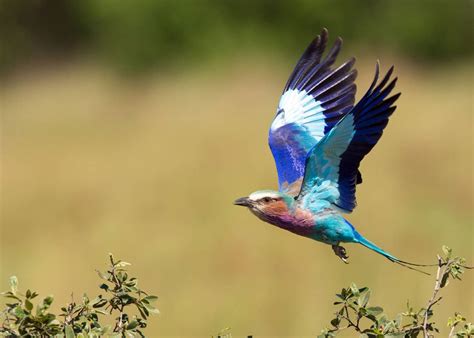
[{"left": 234, "top": 197, "right": 251, "bottom": 207}]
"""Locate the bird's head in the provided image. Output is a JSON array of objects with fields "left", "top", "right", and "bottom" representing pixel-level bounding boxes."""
[{"left": 234, "top": 190, "right": 295, "bottom": 219}]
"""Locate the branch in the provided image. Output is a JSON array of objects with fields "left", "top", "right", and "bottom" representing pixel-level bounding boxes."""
[
  {"left": 422, "top": 255, "right": 450, "bottom": 338},
  {"left": 343, "top": 305, "right": 361, "bottom": 333},
  {"left": 448, "top": 324, "right": 456, "bottom": 338}
]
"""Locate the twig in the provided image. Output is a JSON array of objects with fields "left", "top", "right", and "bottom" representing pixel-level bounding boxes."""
[
  {"left": 448, "top": 324, "right": 456, "bottom": 338},
  {"left": 343, "top": 305, "right": 361, "bottom": 332},
  {"left": 422, "top": 255, "right": 450, "bottom": 338}
]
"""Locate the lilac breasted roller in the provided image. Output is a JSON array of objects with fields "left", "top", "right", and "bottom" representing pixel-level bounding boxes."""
[{"left": 234, "top": 28, "right": 428, "bottom": 273}]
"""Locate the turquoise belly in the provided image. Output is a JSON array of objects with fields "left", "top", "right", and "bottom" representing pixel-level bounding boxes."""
[{"left": 310, "top": 213, "right": 356, "bottom": 245}]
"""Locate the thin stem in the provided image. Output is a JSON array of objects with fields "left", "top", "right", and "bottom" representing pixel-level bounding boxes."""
[
  {"left": 342, "top": 305, "right": 361, "bottom": 332},
  {"left": 448, "top": 324, "right": 456, "bottom": 338},
  {"left": 116, "top": 296, "right": 127, "bottom": 331},
  {"left": 422, "top": 255, "right": 451, "bottom": 338}
]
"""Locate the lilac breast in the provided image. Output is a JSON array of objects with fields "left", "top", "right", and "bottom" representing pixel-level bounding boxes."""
[{"left": 255, "top": 208, "right": 316, "bottom": 237}]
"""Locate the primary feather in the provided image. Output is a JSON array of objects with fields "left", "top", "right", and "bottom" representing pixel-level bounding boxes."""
[
  {"left": 269, "top": 28, "right": 357, "bottom": 195},
  {"left": 298, "top": 62, "right": 400, "bottom": 212}
]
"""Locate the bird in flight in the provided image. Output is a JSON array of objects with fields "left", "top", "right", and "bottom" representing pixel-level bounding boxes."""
[{"left": 235, "top": 28, "right": 426, "bottom": 273}]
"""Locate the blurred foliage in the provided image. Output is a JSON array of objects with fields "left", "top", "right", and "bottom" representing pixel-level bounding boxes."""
[
  {"left": 319, "top": 246, "right": 472, "bottom": 337},
  {"left": 0, "top": 254, "right": 158, "bottom": 337},
  {"left": 0, "top": 0, "right": 472, "bottom": 75}
]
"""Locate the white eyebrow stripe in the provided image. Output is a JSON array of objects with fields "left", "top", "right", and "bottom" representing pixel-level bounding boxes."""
[{"left": 248, "top": 191, "right": 281, "bottom": 201}]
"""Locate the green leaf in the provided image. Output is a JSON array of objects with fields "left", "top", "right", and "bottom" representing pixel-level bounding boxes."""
[
  {"left": 143, "top": 302, "right": 159, "bottom": 315},
  {"left": 99, "top": 283, "right": 109, "bottom": 291},
  {"left": 366, "top": 306, "right": 384, "bottom": 316},
  {"left": 43, "top": 295, "right": 54, "bottom": 309},
  {"left": 96, "top": 270, "right": 109, "bottom": 280},
  {"left": 116, "top": 261, "right": 131, "bottom": 268},
  {"left": 42, "top": 313, "right": 56, "bottom": 324},
  {"left": 442, "top": 245, "right": 452, "bottom": 258},
  {"left": 92, "top": 298, "right": 107, "bottom": 308},
  {"left": 440, "top": 272, "right": 450, "bottom": 288},
  {"left": 65, "top": 324, "right": 75, "bottom": 338},
  {"left": 350, "top": 283, "right": 360, "bottom": 296},
  {"left": 378, "top": 313, "right": 389, "bottom": 325},
  {"left": 9, "top": 276, "right": 18, "bottom": 294},
  {"left": 137, "top": 304, "right": 148, "bottom": 319},
  {"left": 330, "top": 317, "right": 340, "bottom": 327},
  {"left": 358, "top": 307, "right": 367, "bottom": 316},
  {"left": 142, "top": 295, "right": 158, "bottom": 304},
  {"left": 127, "top": 320, "right": 139, "bottom": 330},
  {"left": 358, "top": 290, "right": 371, "bottom": 308},
  {"left": 366, "top": 314, "right": 378, "bottom": 323},
  {"left": 14, "top": 306, "right": 26, "bottom": 319},
  {"left": 25, "top": 299, "right": 33, "bottom": 311},
  {"left": 395, "top": 313, "right": 403, "bottom": 328}
]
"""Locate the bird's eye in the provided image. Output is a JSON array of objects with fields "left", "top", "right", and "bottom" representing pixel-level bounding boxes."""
[{"left": 262, "top": 197, "right": 271, "bottom": 203}]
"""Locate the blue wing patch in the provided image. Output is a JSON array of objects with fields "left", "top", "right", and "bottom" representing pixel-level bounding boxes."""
[
  {"left": 299, "top": 63, "right": 400, "bottom": 212},
  {"left": 269, "top": 28, "right": 357, "bottom": 194}
]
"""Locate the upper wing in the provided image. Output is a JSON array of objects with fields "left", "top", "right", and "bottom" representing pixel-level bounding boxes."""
[
  {"left": 268, "top": 28, "right": 357, "bottom": 195},
  {"left": 298, "top": 63, "right": 400, "bottom": 212}
]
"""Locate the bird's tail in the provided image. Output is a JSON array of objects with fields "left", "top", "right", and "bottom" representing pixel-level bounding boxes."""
[{"left": 353, "top": 231, "right": 433, "bottom": 275}]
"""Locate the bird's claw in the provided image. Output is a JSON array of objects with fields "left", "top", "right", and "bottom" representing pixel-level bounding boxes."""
[{"left": 332, "top": 245, "right": 349, "bottom": 264}]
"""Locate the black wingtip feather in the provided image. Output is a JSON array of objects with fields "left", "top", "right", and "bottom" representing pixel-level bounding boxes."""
[
  {"left": 365, "top": 76, "right": 398, "bottom": 108},
  {"left": 285, "top": 30, "right": 331, "bottom": 92},
  {"left": 320, "top": 27, "right": 329, "bottom": 39},
  {"left": 299, "top": 52, "right": 354, "bottom": 92},
  {"left": 313, "top": 71, "right": 358, "bottom": 99},
  {"left": 326, "top": 61, "right": 400, "bottom": 212},
  {"left": 367, "top": 62, "right": 380, "bottom": 93},
  {"left": 374, "top": 65, "right": 395, "bottom": 92},
  {"left": 323, "top": 37, "right": 342, "bottom": 66},
  {"left": 318, "top": 83, "right": 357, "bottom": 105}
]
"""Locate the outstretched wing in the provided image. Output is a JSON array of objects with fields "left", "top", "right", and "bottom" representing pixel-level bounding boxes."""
[
  {"left": 298, "top": 63, "right": 400, "bottom": 212},
  {"left": 268, "top": 28, "right": 357, "bottom": 195}
]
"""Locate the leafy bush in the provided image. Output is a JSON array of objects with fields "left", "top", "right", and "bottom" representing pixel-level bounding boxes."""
[
  {"left": 1, "top": 247, "right": 471, "bottom": 337},
  {"left": 0, "top": 254, "right": 158, "bottom": 337},
  {"left": 319, "top": 246, "right": 472, "bottom": 337}
]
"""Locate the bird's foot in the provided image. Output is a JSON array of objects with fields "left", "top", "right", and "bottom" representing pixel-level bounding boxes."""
[{"left": 332, "top": 244, "right": 349, "bottom": 264}]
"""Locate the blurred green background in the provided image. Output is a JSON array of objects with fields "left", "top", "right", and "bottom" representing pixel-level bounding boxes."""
[{"left": 1, "top": 0, "right": 473, "bottom": 336}]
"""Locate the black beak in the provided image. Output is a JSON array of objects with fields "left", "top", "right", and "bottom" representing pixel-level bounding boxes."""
[{"left": 234, "top": 197, "right": 251, "bottom": 207}]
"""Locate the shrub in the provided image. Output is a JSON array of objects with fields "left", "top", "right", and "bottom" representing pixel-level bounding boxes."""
[
  {"left": 319, "top": 246, "right": 473, "bottom": 337},
  {"left": 0, "top": 254, "right": 158, "bottom": 337}
]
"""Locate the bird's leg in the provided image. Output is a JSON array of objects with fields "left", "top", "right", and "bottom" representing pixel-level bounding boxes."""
[{"left": 332, "top": 244, "right": 349, "bottom": 264}]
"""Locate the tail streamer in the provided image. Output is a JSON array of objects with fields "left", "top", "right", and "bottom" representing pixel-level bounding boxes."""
[{"left": 353, "top": 232, "right": 435, "bottom": 275}]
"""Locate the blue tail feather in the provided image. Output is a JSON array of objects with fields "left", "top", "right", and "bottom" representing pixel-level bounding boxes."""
[
  {"left": 347, "top": 223, "right": 431, "bottom": 275},
  {"left": 353, "top": 231, "right": 399, "bottom": 262}
]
